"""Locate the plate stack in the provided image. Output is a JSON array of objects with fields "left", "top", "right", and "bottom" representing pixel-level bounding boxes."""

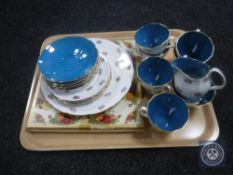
[{"left": 37, "top": 36, "right": 134, "bottom": 116}]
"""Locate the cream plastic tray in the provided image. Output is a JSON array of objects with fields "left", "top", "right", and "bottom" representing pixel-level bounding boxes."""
[{"left": 20, "top": 29, "right": 219, "bottom": 151}]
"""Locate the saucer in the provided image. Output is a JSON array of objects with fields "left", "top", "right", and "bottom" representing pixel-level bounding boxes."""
[
  {"left": 46, "top": 56, "right": 111, "bottom": 102},
  {"left": 44, "top": 60, "right": 100, "bottom": 90},
  {"left": 41, "top": 38, "right": 134, "bottom": 115},
  {"left": 139, "top": 47, "right": 169, "bottom": 58},
  {"left": 174, "top": 88, "right": 216, "bottom": 106}
]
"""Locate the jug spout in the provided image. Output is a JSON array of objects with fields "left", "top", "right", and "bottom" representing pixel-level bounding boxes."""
[
  {"left": 171, "top": 57, "right": 210, "bottom": 80},
  {"left": 171, "top": 58, "right": 187, "bottom": 75}
]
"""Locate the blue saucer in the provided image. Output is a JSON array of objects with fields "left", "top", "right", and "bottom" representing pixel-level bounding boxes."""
[{"left": 38, "top": 37, "right": 98, "bottom": 83}]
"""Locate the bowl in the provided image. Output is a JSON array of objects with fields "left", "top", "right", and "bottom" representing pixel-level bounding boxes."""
[{"left": 38, "top": 36, "right": 98, "bottom": 84}]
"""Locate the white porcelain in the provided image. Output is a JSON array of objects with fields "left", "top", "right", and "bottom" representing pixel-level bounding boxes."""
[
  {"left": 41, "top": 38, "right": 134, "bottom": 115},
  {"left": 46, "top": 56, "right": 111, "bottom": 102},
  {"left": 172, "top": 58, "right": 226, "bottom": 101}
]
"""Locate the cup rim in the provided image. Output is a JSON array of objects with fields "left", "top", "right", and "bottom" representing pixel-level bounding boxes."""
[
  {"left": 135, "top": 23, "right": 171, "bottom": 49},
  {"left": 175, "top": 30, "right": 215, "bottom": 63},
  {"left": 146, "top": 92, "right": 190, "bottom": 132},
  {"left": 137, "top": 57, "right": 174, "bottom": 88}
]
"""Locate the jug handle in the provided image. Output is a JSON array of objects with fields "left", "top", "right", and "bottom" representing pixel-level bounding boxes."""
[{"left": 209, "top": 68, "right": 226, "bottom": 90}]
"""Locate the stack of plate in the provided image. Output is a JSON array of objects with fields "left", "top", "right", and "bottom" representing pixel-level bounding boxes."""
[{"left": 38, "top": 36, "right": 134, "bottom": 115}]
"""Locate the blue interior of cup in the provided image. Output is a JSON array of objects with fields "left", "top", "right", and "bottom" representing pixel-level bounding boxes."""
[
  {"left": 135, "top": 23, "right": 169, "bottom": 48},
  {"left": 176, "top": 31, "right": 214, "bottom": 62},
  {"left": 138, "top": 57, "right": 173, "bottom": 86},
  {"left": 148, "top": 93, "right": 189, "bottom": 132},
  {"left": 38, "top": 37, "right": 98, "bottom": 83},
  {"left": 172, "top": 58, "right": 209, "bottom": 79}
]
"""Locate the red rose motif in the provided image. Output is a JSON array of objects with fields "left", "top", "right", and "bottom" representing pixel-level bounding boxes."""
[
  {"left": 126, "top": 113, "right": 135, "bottom": 122},
  {"left": 100, "top": 115, "right": 116, "bottom": 124},
  {"left": 62, "top": 117, "right": 72, "bottom": 124}
]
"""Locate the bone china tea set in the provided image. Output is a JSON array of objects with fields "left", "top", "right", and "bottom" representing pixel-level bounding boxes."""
[{"left": 37, "top": 23, "right": 226, "bottom": 133}]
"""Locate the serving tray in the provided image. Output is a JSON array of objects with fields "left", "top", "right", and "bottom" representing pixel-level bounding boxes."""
[{"left": 20, "top": 29, "right": 219, "bottom": 151}]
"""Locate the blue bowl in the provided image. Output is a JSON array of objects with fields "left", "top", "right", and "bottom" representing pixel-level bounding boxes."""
[
  {"left": 38, "top": 37, "right": 98, "bottom": 83},
  {"left": 148, "top": 93, "right": 189, "bottom": 132},
  {"left": 176, "top": 31, "right": 214, "bottom": 63},
  {"left": 137, "top": 57, "right": 173, "bottom": 86},
  {"left": 135, "top": 23, "right": 170, "bottom": 48}
]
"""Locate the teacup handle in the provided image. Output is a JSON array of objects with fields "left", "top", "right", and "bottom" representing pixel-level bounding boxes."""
[
  {"left": 138, "top": 106, "right": 148, "bottom": 118},
  {"left": 166, "top": 36, "right": 176, "bottom": 48},
  {"left": 165, "top": 84, "right": 173, "bottom": 93},
  {"left": 209, "top": 68, "right": 226, "bottom": 90}
]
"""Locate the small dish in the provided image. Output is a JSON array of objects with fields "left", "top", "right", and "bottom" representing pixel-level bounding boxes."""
[
  {"left": 44, "top": 60, "right": 100, "bottom": 90},
  {"left": 38, "top": 36, "right": 98, "bottom": 84}
]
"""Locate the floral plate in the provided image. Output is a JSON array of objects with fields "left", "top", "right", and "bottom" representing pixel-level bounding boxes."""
[{"left": 41, "top": 38, "right": 134, "bottom": 115}]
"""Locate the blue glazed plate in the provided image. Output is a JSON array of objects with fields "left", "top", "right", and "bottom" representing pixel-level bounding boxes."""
[{"left": 38, "top": 36, "right": 98, "bottom": 83}]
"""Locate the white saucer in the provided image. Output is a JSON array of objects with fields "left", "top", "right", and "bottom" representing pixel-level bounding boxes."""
[
  {"left": 46, "top": 56, "right": 111, "bottom": 102},
  {"left": 41, "top": 38, "right": 134, "bottom": 115}
]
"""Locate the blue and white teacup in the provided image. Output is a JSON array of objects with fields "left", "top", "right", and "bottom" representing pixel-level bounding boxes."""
[
  {"left": 176, "top": 29, "right": 214, "bottom": 63},
  {"left": 135, "top": 23, "right": 175, "bottom": 56},
  {"left": 137, "top": 57, "right": 174, "bottom": 94},
  {"left": 172, "top": 58, "right": 226, "bottom": 102},
  {"left": 138, "top": 93, "right": 189, "bottom": 132}
]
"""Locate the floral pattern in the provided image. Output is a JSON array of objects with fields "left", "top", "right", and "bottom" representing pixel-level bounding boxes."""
[
  {"left": 73, "top": 95, "right": 80, "bottom": 100},
  {"left": 91, "top": 113, "right": 120, "bottom": 124},
  {"left": 101, "top": 51, "right": 108, "bottom": 56},
  {"left": 49, "top": 113, "right": 80, "bottom": 125}
]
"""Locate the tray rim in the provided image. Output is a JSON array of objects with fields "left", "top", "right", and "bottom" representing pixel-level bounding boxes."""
[{"left": 20, "top": 29, "right": 219, "bottom": 151}]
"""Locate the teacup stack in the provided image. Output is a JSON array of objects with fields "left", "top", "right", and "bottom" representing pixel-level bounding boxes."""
[
  {"left": 38, "top": 36, "right": 111, "bottom": 105},
  {"left": 135, "top": 23, "right": 226, "bottom": 132}
]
